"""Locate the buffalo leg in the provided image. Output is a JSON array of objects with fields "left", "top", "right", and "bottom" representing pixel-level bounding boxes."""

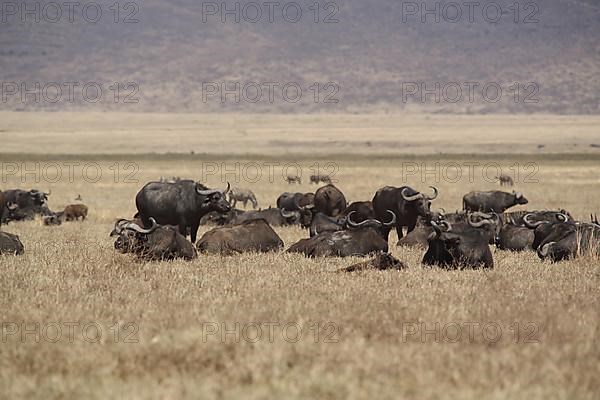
[
  {"left": 396, "top": 224, "right": 405, "bottom": 239},
  {"left": 381, "top": 225, "right": 392, "bottom": 242},
  {"left": 190, "top": 221, "right": 200, "bottom": 243}
]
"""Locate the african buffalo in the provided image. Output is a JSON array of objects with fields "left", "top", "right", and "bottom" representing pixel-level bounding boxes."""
[
  {"left": 372, "top": 185, "right": 438, "bottom": 241},
  {"left": 422, "top": 220, "right": 494, "bottom": 269},
  {"left": 110, "top": 218, "right": 196, "bottom": 260},
  {"left": 230, "top": 208, "right": 299, "bottom": 226},
  {"left": 537, "top": 222, "right": 600, "bottom": 262},
  {"left": 0, "top": 231, "right": 24, "bottom": 255},
  {"left": 496, "top": 211, "right": 570, "bottom": 251},
  {"left": 287, "top": 226, "right": 388, "bottom": 258},
  {"left": 43, "top": 212, "right": 64, "bottom": 226},
  {"left": 196, "top": 219, "right": 284, "bottom": 255},
  {"left": 276, "top": 192, "right": 314, "bottom": 210},
  {"left": 313, "top": 184, "right": 346, "bottom": 217},
  {"left": 1, "top": 189, "right": 53, "bottom": 223},
  {"left": 463, "top": 190, "right": 528, "bottom": 213},
  {"left": 228, "top": 188, "right": 258, "bottom": 209},
  {"left": 200, "top": 209, "right": 246, "bottom": 226},
  {"left": 135, "top": 180, "right": 231, "bottom": 242}
]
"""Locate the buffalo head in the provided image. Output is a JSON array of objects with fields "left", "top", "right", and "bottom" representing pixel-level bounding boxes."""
[
  {"left": 401, "top": 186, "right": 438, "bottom": 218},
  {"left": 196, "top": 182, "right": 232, "bottom": 213}
]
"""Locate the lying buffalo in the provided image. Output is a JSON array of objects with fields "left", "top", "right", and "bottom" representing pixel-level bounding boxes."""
[
  {"left": 136, "top": 180, "right": 231, "bottom": 242},
  {"left": 196, "top": 219, "right": 284, "bottom": 255},
  {"left": 372, "top": 185, "right": 438, "bottom": 241},
  {"left": 287, "top": 214, "right": 392, "bottom": 257},
  {"left": 200, "top": 209, "right": 245, "bottom": 226},
  {"left": 110, "top": 218, "right": 196, "bottom": 261},
  {"left": 463, "top": 190, "right": 528, "bottom": 213},
  {"left": 422, "top": 220, "right": 494, "bottom": 269},
  {"left": 230, "top": 207, "right": 299, "bottom": 226},
  {"left": 276, "top": 192, "right": 314, "bottom": 211},
  {"left": 496, "top": 211, "right": 570, "bottom": 251},
  {"left": 537, "top": 222, "right": 600, "bottom": 262},
  {"left": 340, "top": 252, "right": 407, "bottom": 272},
  {"left": 0, "top": 231, "right": 24, "bottom": 255}
]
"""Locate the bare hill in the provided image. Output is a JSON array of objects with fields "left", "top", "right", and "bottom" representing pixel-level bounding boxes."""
[{"left": 1, "top": 0, "right": 599, "bottom": 113}]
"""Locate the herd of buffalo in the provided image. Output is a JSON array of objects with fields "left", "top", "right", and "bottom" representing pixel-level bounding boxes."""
[{"left": 1, "top": 178, "right": 599, "bottom": 269}]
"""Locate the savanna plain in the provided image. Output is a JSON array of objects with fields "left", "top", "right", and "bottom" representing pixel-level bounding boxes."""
[{"left": 0, "top": 113, "right": 599, "bottom": 399}]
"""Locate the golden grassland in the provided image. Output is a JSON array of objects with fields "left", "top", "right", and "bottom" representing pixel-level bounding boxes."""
[{"left": 1, "top": 113, "right": 599, "bottom": 399}]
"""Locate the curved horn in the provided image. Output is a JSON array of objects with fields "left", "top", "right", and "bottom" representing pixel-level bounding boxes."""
[
  {"left": 401, "top": 188, "right": 422, "bottom": 202},
  {"left": 471, "top": 211, "right": 494, "bottom": 219},
  {"left": 438, "top": 208, "right": 446, "bottom": 214},
  {"left": 111, "top": 218, "right": 130, "bottom": 235},
  {"left": 280, "top": 208, "right": 297, "bottom": 218},
  {"left": 196, "top": 183, "right": 221, "bottom": 196},
  {"left": 46, "top": 189, "right": 51, "bottom": 196},
  {"left": 539, "top": 242, "right": 554, "bottom": 257},
  {"left": 557, "top": 213, "right": 569, "bottom": 222},
  {"left": 346, "top": 211, "right": 382, "bottom": 228},
  {"left": 523, "top": 213, "right": 545, "bottom": 228},
  {"left": 468, "top": 213, "right": 492, "bottom": 228},
  {"left": 7, "top": 202, "right": 18, "bottom": 210},
  {"left": 439, "top": 220, "right": 452, "bottom": 231},
  {"left": 428, "top": 220, "right": 443, "bottom": 239},
  {"left": 123, "top": 217, "right": 159, "bottom": 234},
  {"left": 383, "top": 210, "right": 396, "bottom": 226},
  {"left": 427, "top": 186, "right": 438, "bottom": 200},
  {"left": 222, "top": 182, "right": 231, "bottom": 195}
]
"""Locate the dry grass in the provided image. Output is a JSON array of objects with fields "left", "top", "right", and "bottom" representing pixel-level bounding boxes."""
[{"left": 1, "top": 113, "right": 599, "bottom": 399}]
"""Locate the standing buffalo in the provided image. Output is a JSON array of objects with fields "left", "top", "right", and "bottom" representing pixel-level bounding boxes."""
[
  {"left": 463, "top": 190, "right": 528, "bottom": 213},
  {"left": 372, "top": 186, "right": 438, "bottom": 241},
  {"left": 196, "top": 219, "right": 284, "bottom": 255},
  {"left": 287, "top": 226, "right": 388, "bottom": 258},
  {"left": 228, "top": 188, "right": 258, "bottom": 209},
  {"left": 422, "top": 220, "right": 494, "bottom": 269},
  {"left": 310, "top": 174, "right": 332, "bottom": 184},
  {"left": 0, "top": 231, "right": 24, "bottom": 255},
  {"left": 497, "top": 175, "right": 514, "bottom": 186},
  {"left": 313, "top": 184, "right": 346, "bottom": 217},
  {"left": 110, "top": 218, "right": 196, "bottom": 260},
  {"left": 136, "top": 180, "right": 231, "bottom": 242}
]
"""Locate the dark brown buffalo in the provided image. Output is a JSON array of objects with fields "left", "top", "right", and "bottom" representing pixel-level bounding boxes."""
[
  {"left": 196, "top": 219, "right": 284, "bottom": 255},
  {"left": 0, "top": 231, "right": 24, "bottom": 255},
  {"left": 313, "top": 184, "right": 346, "bottom": 217},
  {"left": 372, "top": 185, "right": 438, "bottom": 241},
  {"left": 200, "top": 209, "right": 246, "bottom": 226},
  {"left": 422, "top": 220, "right": 494, "bottom": 269},
  {"left": 463, "top": 190, "right": 528, "bottom": 213},
  {"left": 287, "top": 215, "right": 390, "bottom": 258},
  {"left": 110, "top": 218, "right": 196, "bottom": 261},
  {"left": 136, "top": 180, "right": 231, "bottom": 242},
  {"left": 340, "top": 253, "right": 407, "bottom": 272},
  {"left": 340, "top": 201, "right": 375, "bottom": 222},
  {"left": 496, "top": 211, "right": 570, "bottom": 251},
  {"left": 537, "top": 222, "right": 600, "bottom": 262},
  {"left": 276, "top": 192, "right": 314, "bottom": 210},
  {"left": 231, "top": 208, "right": 299, "bottom": 226}
]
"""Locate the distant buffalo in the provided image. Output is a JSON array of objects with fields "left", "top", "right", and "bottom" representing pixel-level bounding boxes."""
[
  {"left": 463, "top": 190, "right": 528, "bottom": 213},
  {"left": 196, "top": 219, "right": 284, "bottom": 255}
]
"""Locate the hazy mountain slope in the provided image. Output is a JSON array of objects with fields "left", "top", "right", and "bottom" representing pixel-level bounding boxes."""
[{"left": 1, "top": 0, "right": 598, "bottom": 113}]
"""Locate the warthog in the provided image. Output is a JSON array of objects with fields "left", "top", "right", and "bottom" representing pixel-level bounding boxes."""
[
  {"left": 497, "top": 175, "right": 514, "bottom": 186},
  {"left": 286, "top": 175, "right": 302, "bottom": 184},
  {"left": 196, "top": 219, "right": 284, "bottom": 255},
  {"left": 63, "top": 204, "right": 88, "bottom": 221}
]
